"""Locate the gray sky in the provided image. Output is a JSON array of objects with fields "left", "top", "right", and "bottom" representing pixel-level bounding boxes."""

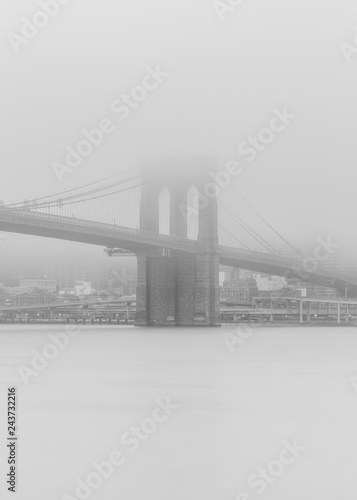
[{"left": 1, "top": 0, "right": 357, "bottom": 256}]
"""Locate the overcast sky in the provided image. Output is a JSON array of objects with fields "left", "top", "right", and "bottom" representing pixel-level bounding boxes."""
[{"left": 1, "top": 0, "right": 357, "bottom": 257}]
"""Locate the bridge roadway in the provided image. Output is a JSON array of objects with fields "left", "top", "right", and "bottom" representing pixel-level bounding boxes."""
[
  {"left": 1, "top": 208, "right": 356, "bottom": 297},
  {"left": 221, "top": 297, "right": 357, "bottom": 323},
  {"left": 0, "top": 297, "right": 136, "bottom": 312}
]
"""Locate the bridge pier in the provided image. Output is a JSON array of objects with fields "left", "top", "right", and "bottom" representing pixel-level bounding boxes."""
[{"left": 134, "top": 251, "right": 221, "bottom": 327}]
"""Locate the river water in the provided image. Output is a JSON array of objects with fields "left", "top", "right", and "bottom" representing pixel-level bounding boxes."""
[{"left": 1, "top": 324, "right": 357, "bottom": 499}]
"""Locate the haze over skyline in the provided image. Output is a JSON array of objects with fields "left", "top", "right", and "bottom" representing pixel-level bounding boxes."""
[{"left": 1, "top": 0, "right": 357, "bottom": 254}]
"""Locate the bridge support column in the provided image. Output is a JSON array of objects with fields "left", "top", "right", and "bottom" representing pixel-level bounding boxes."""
[
  {"left": 299, "top": 299, "right": 303, "bottom": 324},
  {"left": 146, "top": 255, "right": 177, "bottom": 326},
  {"left": 193, "top": 171, "right": 221, "bottom": 327},
  {"left": 126, "top": 302, "right": 131, "bottom": 323},
  {"left": 135, "top": 252, "right": 180, "bottom": 326},
  {"left": 176, "top": 255, "right": 196, "bottom": 326},
  {"left": 337, "top": 301, "right": 341, "bottom": 324},
  {"left": 135, "top": 253, "right": 148, "bottom": 326},
  {"left": 193, "top": 251, "right": 221, "bottom": 326}
]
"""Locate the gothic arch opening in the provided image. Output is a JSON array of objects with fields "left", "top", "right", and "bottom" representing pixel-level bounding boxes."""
[{"left": 187, "top": 185, "right": 199, "bottom": 240}]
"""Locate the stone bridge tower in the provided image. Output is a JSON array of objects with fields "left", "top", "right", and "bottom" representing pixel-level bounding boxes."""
[{"left": 135, "top": 158, "right": 221, "bottom": 327}]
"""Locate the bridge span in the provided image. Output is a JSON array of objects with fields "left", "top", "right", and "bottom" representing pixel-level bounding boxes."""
[{"left": 0, "top": 208, "right": 356, "bottom": 299}]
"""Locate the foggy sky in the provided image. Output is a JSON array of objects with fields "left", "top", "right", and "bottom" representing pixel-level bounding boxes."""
[{"left": 1, "top": 0, "right": 357, "bottom": 256}]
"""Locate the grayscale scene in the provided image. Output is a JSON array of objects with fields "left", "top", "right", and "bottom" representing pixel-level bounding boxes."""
[{"left": 1, "top": 1, "right": 357, "bottom": 498}]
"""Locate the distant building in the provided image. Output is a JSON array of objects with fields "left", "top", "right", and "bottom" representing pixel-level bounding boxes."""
[
  {"left": 9, "top": 291, "right": 56, "bottom": 307},
  {"left": 0, "top": 278, "right": 57, "bottom": 296},
  {"left": 219, "top": 266, "right": 241, "bottom": 286},
  {"left": 305, "top": 284, "right": 338, "bottom": 298},
  {"left": 221, "top": 277, "right": 258, "bottom": 303},
  {"left": 19, "top": 278, "right": 57, "bottom": 293},
  {"left": 254, "top": 274, "right": 287, "bottom": 292},
  {"left": 281, "top": 282, "right": 337, "bottom": 299},
  {"left": 74, "top": 281, "right": 92, "bottom": 297}
]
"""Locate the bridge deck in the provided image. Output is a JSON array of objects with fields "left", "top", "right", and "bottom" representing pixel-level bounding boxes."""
[{"left": 1, "top": 208, "right": 357, "bottom": 296}]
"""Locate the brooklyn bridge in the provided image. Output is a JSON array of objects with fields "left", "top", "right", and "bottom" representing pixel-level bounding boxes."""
[{"left": 0, "top": 160, "right": 355, "bottom": 326}]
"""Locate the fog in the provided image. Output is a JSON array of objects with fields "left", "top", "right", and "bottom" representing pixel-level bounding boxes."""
[
  {"left": 2, "top": 3, "right": 357, "bottom": 498},
  {"left": 1, "top": 0, "right": 357, "bottom": 255}
]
